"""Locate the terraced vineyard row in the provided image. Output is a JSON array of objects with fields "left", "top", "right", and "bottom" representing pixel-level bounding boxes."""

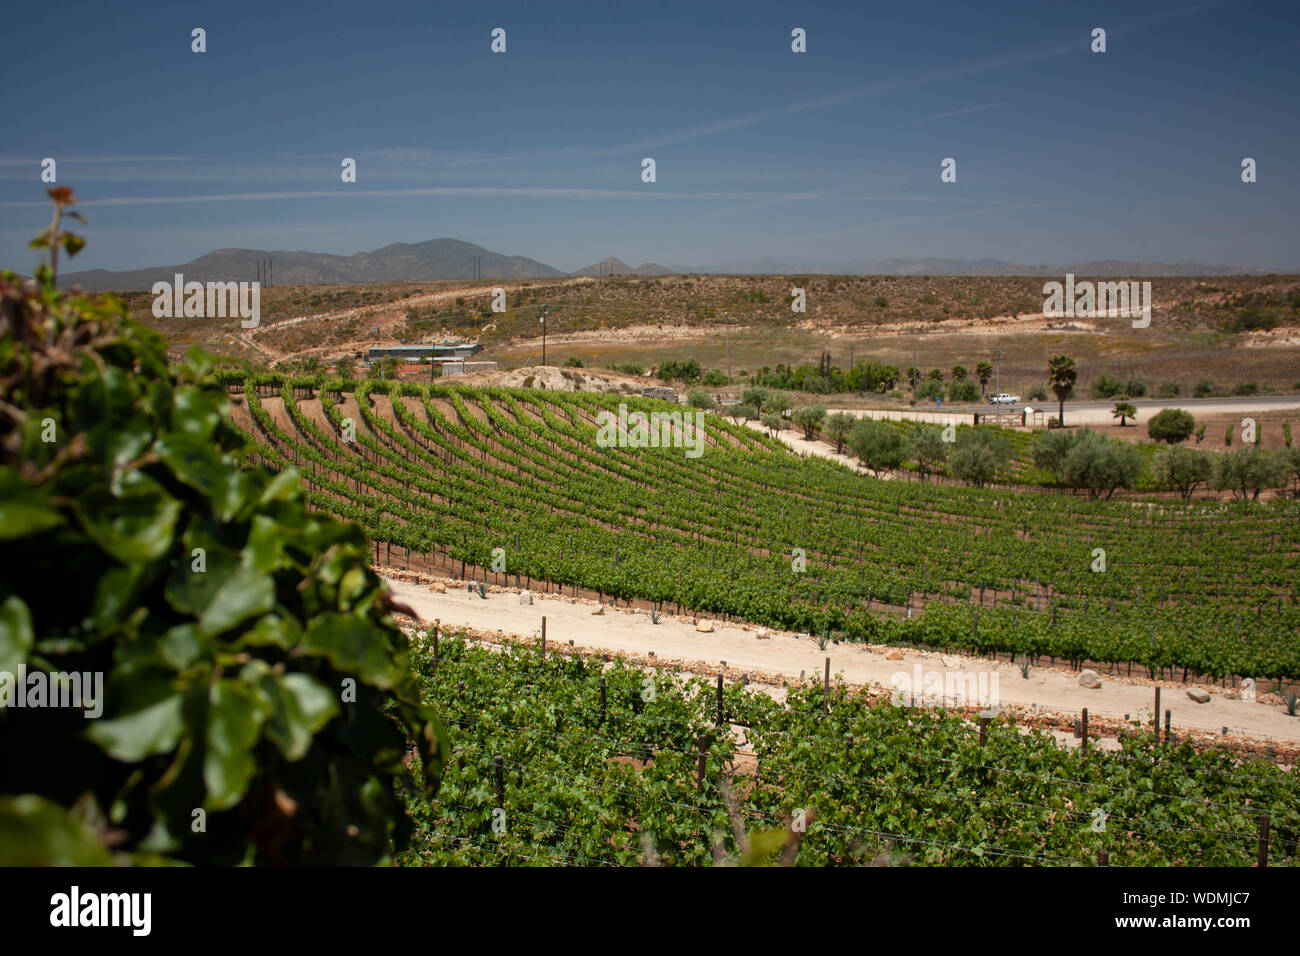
[
  {"left": 399, "top": 633, "right": 1300, "bottom": 866},
  {"left": 222, "top": 375, "right": 1300, "bottom": 680}
]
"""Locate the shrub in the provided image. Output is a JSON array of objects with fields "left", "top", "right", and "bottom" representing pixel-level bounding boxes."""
[
  {"left": 1213, "top": 448, "right": 1288, "bottom": 500},
  {"left": 1146, "top": 408, "right": 1195, "bottom": 444},
  {"left": 657, "top": 359, "right": 701, "bottom": 383},
  {"left": 950, "top": 428, "right": 1011, "bottom": 488},
  {"left": 1154, "top": 446, "right": 1212, "bottom": 498},
  {"left": 1026, "top": 385, "right": 1048, "bottom": 402},
  {"left": 700, "top": 368, "right": 728, "bottom": 387},
  {"left": 847, "top": 419, "right": 904, "bottom": 477},
  {"left": 741, "top": 386, "right": 771, "bottom": 414},
  {"left": 563, "top": 356, "right": 584, "bottom": 367},
  {"left": 1124, "top": 376, "right": 1147, "bottom": 398},
  {"left": 916, "top": 380, "right": 943, "bottom": 401},
  {"left": 907, "top": 423, "right": 949, "bottom": 481},
  {"left": 1061, "top": 430, "right": 1142, "bottom": 499},
  {"left": 686, "top": 388, "right": 716, "bottom": 410},
  {"left": 947, "top": 380, "right": 980, "bottom": 403},
  {"left": 1090, "top": 374, "right": 1125, "bottom": 399},
  {"left": 765, "top": 391, "right": 795, "bottom": 416},
  {"left": 1155, "top": 381, "right": 1181, "bottom": 399},
  {"left": 0, "top": 191, "right": 447, "bottom": 865},
  {"left": 1032, "top": 429, "right": 1081, "bottom": 484},
  {"left": 1193, "top": 379, "right": 1216, "bottom": 398},
  {"left": 1232, "top": 381, "right": 1260, "bottom": 396},
  {"left": 791, "top": 404, "right": 827, "bottom": 440},
  {"left": 824, "top": 411, "right": 856, "bottom": 454}
]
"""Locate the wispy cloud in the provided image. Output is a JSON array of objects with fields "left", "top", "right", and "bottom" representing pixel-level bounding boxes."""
[
  {"left": 0, "top": 155, "right": 192, "bottom": 167},
  {"left": 0, "top": 187, "right": 999, "bottom": 209},
  {"left": 591, "top": 41, "right": 1079, "bottom": 157},
  {"left": 589, "top": 2, "right": 1230, "bottom": 157},
  {"left": 904, "top": 103, "right": 1001, "bottom": 126}
]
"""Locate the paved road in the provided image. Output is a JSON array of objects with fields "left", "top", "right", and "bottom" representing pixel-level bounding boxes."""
[
  {"left": 949, "top": 395, "right": 1300, "bottom": 415},
  {"left": 832, "top": 394, "right": 1300, "bottom": 428}
]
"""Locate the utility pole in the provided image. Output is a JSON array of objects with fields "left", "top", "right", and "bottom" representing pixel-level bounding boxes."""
[
  {"left": 540, "top": 313, "right": 547, "bottom": 366},
  {"left": 994, "top": 349, "right": 1003, "bottom": 398},
  {"left": 723, "top": 311, "right": 730, "bottom": 380}
]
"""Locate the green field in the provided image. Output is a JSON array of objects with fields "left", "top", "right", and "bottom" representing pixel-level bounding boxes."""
[
  {"left": 224, "top": 375, "right": 1300, "bottom": 682},
  {"left": 397, "top": 633, "right": 1299, "bottom": 866}
]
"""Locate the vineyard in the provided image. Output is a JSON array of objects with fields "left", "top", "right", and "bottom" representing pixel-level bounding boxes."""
[
  {"left": 220, "top": 374, "right": 1300, "bottom": 683},
  {"left": 399, "top": 632, "right": 1299, "bottom": 866}
]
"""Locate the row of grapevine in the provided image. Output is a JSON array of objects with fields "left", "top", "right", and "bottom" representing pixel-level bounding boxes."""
[{"left": 223, "top": 377, "right": 1300, "bottom": 680}]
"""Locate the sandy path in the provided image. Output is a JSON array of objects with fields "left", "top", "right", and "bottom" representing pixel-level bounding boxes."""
[
  {"left": 739, "top": 418, "right": 892, "bottom": 478},
  {"left": 385, "top": 577, "right": 1300, "bottom": 745}
]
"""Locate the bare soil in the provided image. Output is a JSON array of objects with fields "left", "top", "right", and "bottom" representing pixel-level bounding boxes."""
[{"left": 383, "top": 574, "right": 1300, "bottom": 750}]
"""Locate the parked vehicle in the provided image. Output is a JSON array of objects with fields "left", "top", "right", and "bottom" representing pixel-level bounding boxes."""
[{"left": 990, "top": 393, "right": 1020, "bottom": 404}]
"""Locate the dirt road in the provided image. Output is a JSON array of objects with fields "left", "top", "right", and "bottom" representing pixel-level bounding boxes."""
[
  {"left": 246, "top": 277, "right": 597, "bottom": 367},
  {"left": 384, "top": 576, "right": 1300, "bottom": 746}
]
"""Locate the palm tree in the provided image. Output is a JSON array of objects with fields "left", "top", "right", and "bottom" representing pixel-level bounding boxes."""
[
  {"left": 951, "top": 364, "right": 968, "bottom": 381},
  {"left": 975, "top": 361, "right": 993, "bottom": 398},
  {"left": 1047, "top": 355, "right": 1077, "bottom": 427},
  {"left": 1111, "top": 401, "right": 1137, "bottom": 427}
]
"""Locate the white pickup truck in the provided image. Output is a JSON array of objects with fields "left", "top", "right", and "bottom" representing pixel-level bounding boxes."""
[{"left": 990, "top": 393, "right": 1020, "bottom": 404}]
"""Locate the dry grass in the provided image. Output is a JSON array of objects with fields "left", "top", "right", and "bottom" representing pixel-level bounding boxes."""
[{"left": 127, "top": 273, "right": 1300, "bottom": 395}]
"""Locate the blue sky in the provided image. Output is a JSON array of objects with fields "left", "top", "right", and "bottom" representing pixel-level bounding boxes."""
[{"left": 2, "top": 0, "right": 1298, "bottom": 273}]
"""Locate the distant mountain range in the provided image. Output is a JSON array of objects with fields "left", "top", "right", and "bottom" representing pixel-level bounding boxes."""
[
  {"left": 673, "top": 256, "right": 1274, "bottom": 277},
  {"left": 59, "top": 239, "right": 565, "bottom": 291},
  {"left": 571, "top": 256, "right": 674, "bottom": 277},
  {"left": 58, "top": 241, "right": 1277, "bottom": 291}
]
